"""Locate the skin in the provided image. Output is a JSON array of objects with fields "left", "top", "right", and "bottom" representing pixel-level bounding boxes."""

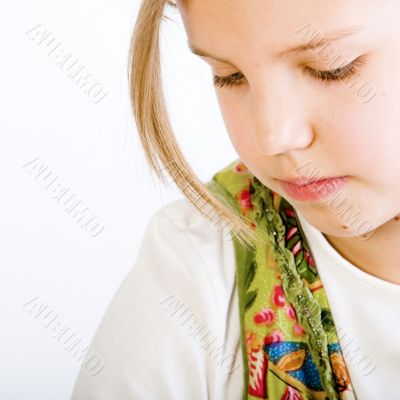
[{"left": 176, "top": 0, "right": 400, "bottom": 285}]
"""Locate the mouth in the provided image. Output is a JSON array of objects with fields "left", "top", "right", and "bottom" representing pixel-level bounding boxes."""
[
  {"left": 276, "top": 176, "right": 341, "bottom": 185},
  {"left": 276, "top": 176, "right": 349, "bottom": 201}
]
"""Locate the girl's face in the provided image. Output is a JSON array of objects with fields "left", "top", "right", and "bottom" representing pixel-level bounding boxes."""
[{"left": 177, "top": 0, "right": 400, "bottom": 238}]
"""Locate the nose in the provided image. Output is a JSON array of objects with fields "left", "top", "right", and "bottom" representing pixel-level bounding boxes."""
[{"left": 251, "top": 78, "right": 315, "bottom": 156}]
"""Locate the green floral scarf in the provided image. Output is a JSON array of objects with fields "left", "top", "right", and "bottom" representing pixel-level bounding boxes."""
[{"left": 206, "top": 160, "right": 358, "bottom": 400}]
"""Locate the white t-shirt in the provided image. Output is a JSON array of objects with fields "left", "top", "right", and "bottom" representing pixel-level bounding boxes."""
[
  {"left": 71, "top": 198, "right": 244, "bottom": 400},
  {"left": 296, "top": 211, "right": 400, "bottom": 400},
  {"left": 71, "top": 198, "right": 400, "bottom": 400}
]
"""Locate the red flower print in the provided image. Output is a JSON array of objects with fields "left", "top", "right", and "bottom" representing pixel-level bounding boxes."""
[
  {"left": 286, "top": 226, "right": 298, "bottom": 240},
  {"left": 281, "top": 386, "right": 304, "bottom": 400},
  {"left": 254, "top": 308, "right": 276, "bottom": 325},
  {"left": 304, "top": 250, "right": 316, "bottom": 268},
  {"left": 293, "top": 323, "right": 306, "bottom": 337},
  {"left": 285, "top": 305, "right": 297, "bottom": 321},
  {"left": 237, "top": 188, "right": 254, "bottom": 215},
  {"left": 284, "top": 208, "right": 296, "bottom": 218},
  {"left": 291, "top": 241, "right": 302, "bottom": 256},
  {"left": 248, "top": 347, "right": 268, "bottom": 399},
  {"left": 264, "top": 330, "right": 285, "bottom": 345},
  {"left": 272, "top": 284, "right": 286, "bottom": 307}
]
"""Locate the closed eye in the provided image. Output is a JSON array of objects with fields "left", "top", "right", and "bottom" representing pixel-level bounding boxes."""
[
  {"left": 212, "top": 71, "right": 246, "bottom": 89},
  {"left": 305, "top": 56, "right": 367, "bottom": 83},
  {"left": 212, "top": 56, "right": 367, "bottom": 89}
]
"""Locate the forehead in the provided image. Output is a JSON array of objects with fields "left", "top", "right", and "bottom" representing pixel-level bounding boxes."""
[{"left": 176, "top": 0, "right": 379, "bottom": 63}]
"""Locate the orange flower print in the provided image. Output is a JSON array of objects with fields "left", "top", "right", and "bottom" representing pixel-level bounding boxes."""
[
  {"left": 232, "top": 161, "right": 249, "bottom": 174},
  {"left": 246, "top": 331, "right": 260, "bottom": 353},
  {"left": 330, "top": 352, "right": 351, "bottom": 391},
  {"left": 276, "top": 349, "right": 306, "bottom": 372},
  {"left": 272, "top": 284, "right": 286, "bottom": 307},
  {"left": 254, "top": 307, "right": 276, "bottom": 325},
  {"left": 246, "top": 330, "right": 256, "bottom": 345}
]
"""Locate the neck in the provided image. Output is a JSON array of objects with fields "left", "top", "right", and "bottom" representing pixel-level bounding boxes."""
[{"left": 323, "top": 214, "right": 400, "bottom": 285}]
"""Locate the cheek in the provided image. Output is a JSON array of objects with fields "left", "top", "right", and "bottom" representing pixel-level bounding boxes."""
[
  {"left": 333, "top": 87, "right": 400, "bottom": 184},
  {"left": 215, "top": 92, "right": 256, "bottom": 159},
  {"left": 215, "top": 75, "right": 400, "bottom": 189},
  {"left": 338, "top": 49, "right": 400, "bottom": 182}
]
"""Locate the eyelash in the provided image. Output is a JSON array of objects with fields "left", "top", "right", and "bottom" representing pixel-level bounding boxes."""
[{"left": 212, "top": 57, "right": 366, "bottom": 89}]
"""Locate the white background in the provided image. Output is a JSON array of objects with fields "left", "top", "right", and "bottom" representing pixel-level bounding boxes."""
[{"left": 0, "top": 1, "right": 237, "bottom": 399}]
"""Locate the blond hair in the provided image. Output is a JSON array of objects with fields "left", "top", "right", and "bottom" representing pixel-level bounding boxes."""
[{"left": 128, "top": 0, "right": 264, "bottom": 250}]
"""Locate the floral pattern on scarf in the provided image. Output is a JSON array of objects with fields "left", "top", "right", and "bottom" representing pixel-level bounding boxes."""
[{"left": 208, "top": 159, "right": 358, "bottom": 400}]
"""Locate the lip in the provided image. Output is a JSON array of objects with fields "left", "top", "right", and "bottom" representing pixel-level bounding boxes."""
[{"left": 276, "top": 176, "right": 349, "bottom": 201}]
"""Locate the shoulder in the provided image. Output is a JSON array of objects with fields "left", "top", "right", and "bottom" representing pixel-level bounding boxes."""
[
  {"left": 136, "top": 198, "right": 234, "bottom": 274},
  {"left": 147, "top": 196, "right": 218, "bottom": 234},
  {"left": 144, "top": 196, "right": 234, "bottom": 246},
  {"left": 71, "top": 197, "right": 242, "bottom": 399},
  {"left": 135, "top": 197, "right": 237, "bottom": 308}
]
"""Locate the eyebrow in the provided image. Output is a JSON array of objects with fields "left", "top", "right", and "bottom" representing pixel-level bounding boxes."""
[{"left": 188, "top": 25, "right": 367, "bottom": 65}]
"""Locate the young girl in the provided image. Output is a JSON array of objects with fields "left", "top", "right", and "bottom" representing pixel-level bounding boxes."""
[{"left": 71, "top": 1, "right": 400, "bottom": 399}]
